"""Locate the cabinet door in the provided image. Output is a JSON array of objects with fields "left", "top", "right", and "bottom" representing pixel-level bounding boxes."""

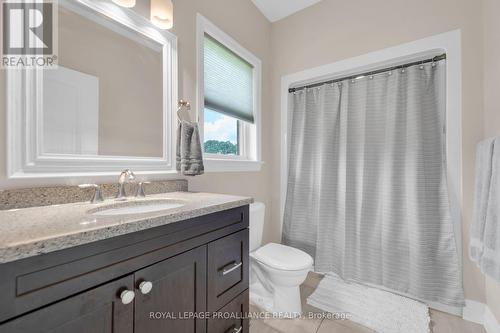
[
  {"left": 0, "top": 275, "right": 134, "bottom": 333},
  {"left": 134, "top": 246, "right": 207, "bottom": 333}
]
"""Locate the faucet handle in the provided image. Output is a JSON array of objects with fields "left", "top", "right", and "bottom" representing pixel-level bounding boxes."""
[
  {"left": 118, "top": 169, "right": 136, "bottom": 184},
  {"left": 79, "top": 184, "right": 104, "bottom": 204},
  {"left": 136, "top": 181, "right": 151, "bottom": 198}
]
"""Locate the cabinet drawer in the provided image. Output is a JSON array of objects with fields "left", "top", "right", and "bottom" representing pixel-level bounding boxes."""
[
  {"left": 208, "top": 290, "right": 249, "bottom": 333},
  {"left": 207, "top": 229, "right": 249, "bottom": 312}
]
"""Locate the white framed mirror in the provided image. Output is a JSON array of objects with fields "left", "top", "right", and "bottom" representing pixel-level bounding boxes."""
[{"left": 6, "top": 0, "right": 177, "bottom": 179}]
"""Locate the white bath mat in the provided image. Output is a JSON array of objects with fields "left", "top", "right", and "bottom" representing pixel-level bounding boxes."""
[{"left": 307, "top": 272, "right": 430, "bottom": 333}]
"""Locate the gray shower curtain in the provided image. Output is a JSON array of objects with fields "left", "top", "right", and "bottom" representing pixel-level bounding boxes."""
[{"left": 282, "top": 60, "right": 464, "bottom": 307}]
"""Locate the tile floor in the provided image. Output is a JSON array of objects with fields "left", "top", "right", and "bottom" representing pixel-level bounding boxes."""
[{"left": 249, "top": 272, "right": 486, "bottom": 333}]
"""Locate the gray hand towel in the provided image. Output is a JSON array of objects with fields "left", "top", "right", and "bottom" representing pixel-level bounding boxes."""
[{"left": 176, "top": 121, "right": 204, "bottom": 176}]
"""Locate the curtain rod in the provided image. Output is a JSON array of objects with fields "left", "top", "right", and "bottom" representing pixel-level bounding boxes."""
[{"left": 288, "top": 53, "right": 446, "bottom": 93}]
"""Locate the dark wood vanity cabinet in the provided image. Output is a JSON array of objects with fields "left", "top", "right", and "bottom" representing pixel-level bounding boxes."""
[{"left": 0, "top": 205, "right": 250, "bottom": 333}]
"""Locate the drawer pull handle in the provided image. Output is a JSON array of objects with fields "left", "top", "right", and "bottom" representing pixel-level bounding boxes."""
[
  {"left": 225, "top": 325, "right": 243, "bottom": 333},
  {"left": 221, "top": 262, "right": 243, "bottom": 276},
  {"left": 139, "top": 281, "right": 153, "bottom": 294},
  {"left": 120, "top": 290, "right": 135, "bottom": 305}
]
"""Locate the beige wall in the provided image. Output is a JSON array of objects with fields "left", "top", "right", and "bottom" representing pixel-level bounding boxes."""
[
  {"left": 483, "top": 0, "right": 500, "bottom": 138},
  {"left": 268, "top": 0, "right": 486, "bottom": 305},
  {"left": 483, "top": 0, "right": 500, "bottom": 322}
]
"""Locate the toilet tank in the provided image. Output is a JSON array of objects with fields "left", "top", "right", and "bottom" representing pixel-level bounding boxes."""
[{"left": 249, "top": 202, "right": 265, "bottom": 252}]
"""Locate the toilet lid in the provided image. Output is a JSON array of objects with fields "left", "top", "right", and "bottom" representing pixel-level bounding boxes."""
[{"left": 251, "top": 243, "right": 313, "bottom": 271}]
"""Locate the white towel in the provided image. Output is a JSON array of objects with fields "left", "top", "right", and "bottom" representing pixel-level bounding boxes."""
[
  {"left": 470, "top": 138, "right": 495, "bottom": 262},
  {"left": 470, "top": 137, "right": 500, "bottom": 282}
]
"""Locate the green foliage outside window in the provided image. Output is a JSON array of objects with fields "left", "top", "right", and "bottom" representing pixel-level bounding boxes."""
[{"left": 204, "top": 140, "right": 238, "bottom": 155}]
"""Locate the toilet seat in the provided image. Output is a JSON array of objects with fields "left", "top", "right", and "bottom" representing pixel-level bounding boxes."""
[{"left": 251, "top": 243, "right": 313, "bottom": 271}]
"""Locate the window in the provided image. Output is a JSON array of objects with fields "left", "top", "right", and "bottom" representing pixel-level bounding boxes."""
[
  {"left": 197, "top": 14, "right": 262, "bottom": 172},
  {"left": 204, "top": 108, "right": 240, "bottom": 155}
]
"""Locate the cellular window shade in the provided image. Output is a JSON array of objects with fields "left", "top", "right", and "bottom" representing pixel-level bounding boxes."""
[{"left": 204, "top": 34, "right": 254, "bottom": 124}]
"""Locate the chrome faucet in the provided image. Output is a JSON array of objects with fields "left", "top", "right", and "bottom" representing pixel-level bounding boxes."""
[
  {"left": 79, "top": 184, "right": 104, "bottom": 204},
  {"left": 136, "top": 181, "right": 151, "bottom": 198},
  {"left": 116, "top": 169, "right": 136, "bottom": 199}
]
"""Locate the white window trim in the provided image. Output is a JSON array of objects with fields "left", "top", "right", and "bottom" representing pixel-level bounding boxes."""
[{"left": 196, "top": 13, "right": 263, "bottom": 172}]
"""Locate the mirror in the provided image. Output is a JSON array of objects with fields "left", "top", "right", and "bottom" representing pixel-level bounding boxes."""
[
  {"left": 7, "top": 0, "right": 177, "bottom": 178},
  {"left": 43, "top": 6, "right": 163, "bottom": 157}
]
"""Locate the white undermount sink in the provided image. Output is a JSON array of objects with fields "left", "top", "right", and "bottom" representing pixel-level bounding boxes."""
[{"left": 89, "top": 199, "right": 185, "bottom": 217}]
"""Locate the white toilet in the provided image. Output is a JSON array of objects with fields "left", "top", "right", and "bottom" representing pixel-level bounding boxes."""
[{"left": 249, "top": 202, "right": 313, "bottom": 316}]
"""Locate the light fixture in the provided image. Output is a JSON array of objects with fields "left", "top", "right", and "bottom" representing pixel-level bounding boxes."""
[
  {"left": 151, "top": 0, "right": 174, "bottom": 29},
  {"left": 112, "top": 0, "right": 136, "bottom": 8}
]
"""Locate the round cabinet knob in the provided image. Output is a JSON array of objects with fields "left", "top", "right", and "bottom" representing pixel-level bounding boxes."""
[
  {"left": 139, "top": 281, "right": 153, "bottom": 294},
  {"left": 120, "top": 290, "right": 135, "bottom": 305}
]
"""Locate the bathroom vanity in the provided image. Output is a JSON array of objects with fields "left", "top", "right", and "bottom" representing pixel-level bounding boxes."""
[{"left": 0, "top": 192, "right": 252, "bottom": 333}]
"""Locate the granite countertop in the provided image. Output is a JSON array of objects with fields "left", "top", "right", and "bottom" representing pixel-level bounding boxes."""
[{"left": 0, "top": 192, "right": 253, "bottom": 264}]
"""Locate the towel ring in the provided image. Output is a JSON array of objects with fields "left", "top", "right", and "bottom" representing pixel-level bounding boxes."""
[{"left": 177, "top": 99, "right": 199, "bottom": 123}]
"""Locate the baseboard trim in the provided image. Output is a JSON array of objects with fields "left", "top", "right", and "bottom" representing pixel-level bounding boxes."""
[
  {"left": 428, "top": 300, "right": 462, "bottom": 316},
  {"left": 462, "top": 299, "right": 500, "bottom": 333},
  {"left": 463, "top": 299, "right": 486, "bottom": 324},
  {"left": 484, "top": 306, "right": 500, "bottom": 333}
]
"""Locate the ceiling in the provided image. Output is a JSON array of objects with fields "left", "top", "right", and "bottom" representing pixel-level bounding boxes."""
[{"left": 251, "top": 0, "right": 323, "bottom": 22}]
